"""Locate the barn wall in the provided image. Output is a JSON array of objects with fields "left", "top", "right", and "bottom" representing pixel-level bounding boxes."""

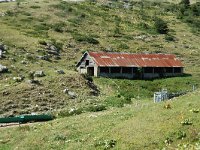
[
  {"left": 99, "top": 72, "right": 134, "bottom": 79},
  {"left": 143, "top": 73, "right": 160, "bottom": 79},
  {"left": 77, "top": 53, "right": 95, "bottom": 74}
]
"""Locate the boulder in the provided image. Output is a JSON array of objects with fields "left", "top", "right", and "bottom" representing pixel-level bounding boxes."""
[
  {"left": 0, "top": 49, "right": 2, "bottom": 58},
  {"left": 0, "top": 64, "right": 8, "bottom": 73},
  {"left": 0, "top": 43, "right": 6, "bottom": 58},
  {"left": 13, "top": 76, "right": 23, "bottom": 82},
  {"left": 56, "top": 70, "right": 65, "bottom": 74},
  {"left": 26, "top": 79, "right": 40, "bottom": 84},
  {"left": 37, "top": 55, "right": 50, "bottom": 61},
  {"left": 46, "top": 44, "right": 60, "bottom": 56},
  {"left": 34, "top": 71, "right": 45, "bottom": 77},
  {"left": 63, "top": 88, "right": 77, "bottom": 99}
]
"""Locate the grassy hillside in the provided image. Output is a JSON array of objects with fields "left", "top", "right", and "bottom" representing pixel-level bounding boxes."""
[
  {"left": 0, "top": 0, "right": 200, "bottom": 117},
  {"left": 0, "top": 0, "right": 200, "bottom": 149},
  {"left": 0, "top": 90, "right": 199, "bottom": 150}
]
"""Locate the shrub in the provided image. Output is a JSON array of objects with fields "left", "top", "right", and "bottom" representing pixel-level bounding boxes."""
[
  {"left": 38, "top": 40, "right": 47, "bottom": 46},
  {"left": 58, "top": 108, "right": 83, "bottom": 117},
  {"left": 50, "top": 39, "right": 63, "bottom": 50},
  {"left": 180, "top": 0, "right": 190, "bottom": 8},
  {"left": 54, "top": 134, "right": 67, "bottom": 141},
  {"left": 165, "top": 34, "right": 175, "bottom": 42},
  {"left": 73, "top": 34, "right": 99, "bottom": 44},
  {"left": 154, "top": 17, "right": 169, "bottom": 34},
  {"left": 118, "top": 43, "right": 129, "bottom": 49},
  {"left": 51, "top": 2, "right": 73, "bottom": 13},
  {"left": 176, "top": 130, "right": 186, "bottom": 139},
  {"left": 105, "top": 95, "right": 132, "bottom": 108},
  {"left": 51, "top": 22, "right": 66, "bottom": 33},
  {"left": 6, "top": 10, "right": 15, "bottom": 16},
  {"left": 94, "top": 139, "right": 117, "bottom": 149},
  {"left": 181, "top": 119, "right": 193, "bottom": 125},
  {"left": 138, "top": 22, "right": 150, "bottom": 30},
  {"left": 86, "top": 104, "right": 106, "bottom": 112},
  {"left": 82, "top": 74, "right": 93, "bottom": 82},
  {"left": 30, "top": 5, "right": 41, "bottom": 9}
]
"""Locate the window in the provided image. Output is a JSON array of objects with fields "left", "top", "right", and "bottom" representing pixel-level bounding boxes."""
[
  {"left": 144, "top": 67, "right": 153, "bottom": 73},
  {"left": 174, "top": 67, "right": 182, "bottom": 73},
  {"left": 132, "top": 67, "right": 138, "bottom": 73},
  {"left": 154, "top": 67, "right": 163, "bottom": 73},
  {"left": 100, "top": 67, "right": 109, "bottom": 73},
  {"left": 85, "top": 60, "right": 89, "bottom": 66},
  {"left": 165, "top": 67, "right": 173, "bottom": 73},
  {"left": 122, "top": 67, "right": 132, "bottom": 74},
  {"left": 110, "top": 67, "right": 121, "bottom": 73}
]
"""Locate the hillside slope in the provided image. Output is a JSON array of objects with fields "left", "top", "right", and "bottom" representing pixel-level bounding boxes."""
[
  {"left": 0, "top": 91, "right": 200, "bottom": 150},
  {"left": 0, "top": 0, "right": 200, "bottom": 149},
  {"left": 0, "top": 0, "right": 200, "bottom": 117}
]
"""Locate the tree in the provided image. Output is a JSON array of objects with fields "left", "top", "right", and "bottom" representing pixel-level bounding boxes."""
[
  {"left": 154, "top": 17, "right": 169, "bottom": 34},
  {"left": 180, "top": 0, "right": 190, "bottom": 8}
]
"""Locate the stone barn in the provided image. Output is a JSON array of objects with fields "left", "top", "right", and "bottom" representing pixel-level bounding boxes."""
[{"left": 76, "top": 51, "right": 184, "bottom": 79}]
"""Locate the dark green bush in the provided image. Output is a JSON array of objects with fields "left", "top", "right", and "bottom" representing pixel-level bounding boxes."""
[
  {"left": 51, "top": 2, "right": 73, "bottom": 13},
  {"left": 118, "top": 43, "right": 129, "bottom": 49},
  {"left": 54, "top": 134, "right": 67, "bottom": 141},
  {"left": 165, "top": 34, "right": 175, "bottom": 42},
  {"left": 154, "top": 17, "right": 169, "bottom": 34},
  {"left": 86, "top": 104, "right": 106, "bottom": 112},
  {"left": 176, "top": 130, "right": 186, "bottom": 139},
  {"left": 82, "top": 74, "right": 93, "bottom": 82},
  {"left": 51, "top": 22, "right": 66, "bottom": 33},
  {"left": 73, "top": 34, "right": 99, "bottom": 44},
  {"left": 138, "top": 22, "right": 150, "bottom": 30},
  {"left": 58, "top": 108, "right": 83, "bottom": 117},
  {"left": 6, "top": 10, "right": 15, "bottom": 16},
  {"left": 105, "top": 95, "right": 132, "bottom": 108},
  {"left": 30, "top": 5, "right": 41, "bottom": 9},
  {"left": 38, "top": 40, "right": 47, "bottom": 46}
]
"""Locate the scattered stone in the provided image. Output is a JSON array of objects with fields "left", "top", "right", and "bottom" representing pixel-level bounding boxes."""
[
  {"left": 21, "top": 60, "right": 28, "bottom": 64},
  {"left": 0, "top": 43, "right": 7, "bottom": 59},
  {"left": 2, "top": 91, "right": 10, "bottom": 96},
  {"left": 134, "top": 35, "right": 152, "bottom": 41},
  {"left": 0, "top": 0, "right": 16, "bottom": 3},
  {"left": 46, "top": 43, "right": 60, "bottom": 56},
  {"left": 87, "top": 81, "right": 100, "bottom": 96},
  {"left": 0, "top": 64, "right": 8, "bottom": 73},
  {"left": 56, "top": 70, "right": 65, "bottom": 74},
  {"left": 66, "top": 43, "right": 75, "bottom": 48},
  {"left": 63, "top": 88, "right": 77, "bottom": 99},
  {"left": 37, "top": 55, "right": 50, "bottom": 61},
  {"left": 34, "top": 71, "right": 45, "bottom": 77},
  {"left": 13, "top": 76, "right": 23, "bottom": 82},
  {"left": 26, "top": 79, "right": 40, "bottom": 84}
]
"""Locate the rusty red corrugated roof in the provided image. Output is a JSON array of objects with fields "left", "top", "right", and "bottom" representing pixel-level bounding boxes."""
[{"left": 88, "top": 51, "right": 183, "bottom": 67}]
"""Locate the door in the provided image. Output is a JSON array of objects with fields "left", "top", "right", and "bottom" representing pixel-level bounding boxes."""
[{"left": 87, "top": 67, "right": 94, "bottom": 76}]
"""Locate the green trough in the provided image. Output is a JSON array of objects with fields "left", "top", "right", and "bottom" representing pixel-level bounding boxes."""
[{"left": 0, "top": 114, "right": 53, "bottom": 124}]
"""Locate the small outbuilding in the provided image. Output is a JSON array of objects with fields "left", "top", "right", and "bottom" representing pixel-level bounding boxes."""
[{"left": 76, "top": 51, "right": 184, "bottom": 79}]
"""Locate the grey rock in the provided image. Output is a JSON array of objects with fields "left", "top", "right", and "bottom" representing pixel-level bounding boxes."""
[
  {"left": 21, "top": 60, "right": 28, "bottom": 64},
  {"left": 56, "top": 70, "right": 65, "bottom": 74},
  {"left": 48, "top": 50, "right": 59, "bottom": 55},
  {"left": 34, "top": 71, "right": 45, "bottom": 77},
  {"left": 26, "top": 79, "right": 40, "bottom": 84},
  {"left": 0, "top": 64, "right": 8, "bottom": 73},
  {"left": 49, "top": 45, "right": 58, "bottom": 51},
  {"left": 0, "top": 49, "right": 2, "bottom": 58},
  {"left": 63, "top": 88, "right": 77, "bottom": 99},
  {"left": 0, "top": 43, "right": 7, "bottom": 58},
  {"left": 13, "top": 76, "right": 23, "bottom": 82},
  {"left": 37, "top": 55, "right": 50, "bottom": 61}
]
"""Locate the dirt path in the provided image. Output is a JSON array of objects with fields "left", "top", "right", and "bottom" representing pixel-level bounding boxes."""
[{"left": 0, "top": 122, "right": 43, "bottom": 129}]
